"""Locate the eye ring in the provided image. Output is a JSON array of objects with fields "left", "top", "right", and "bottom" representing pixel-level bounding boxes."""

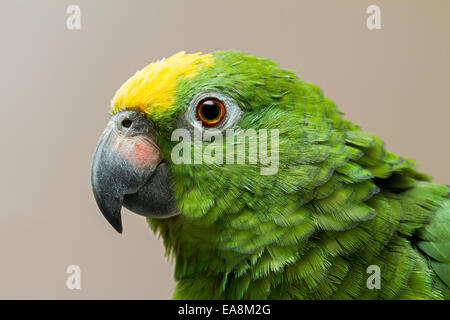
[
  {"left": 196, "top": 98, "right": 226, "bottom": 126},
  {"left": 179, "top": 91, "right": 242, "bottom": 133}
]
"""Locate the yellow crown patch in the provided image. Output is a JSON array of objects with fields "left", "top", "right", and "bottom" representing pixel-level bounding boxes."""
[{"left": 111, "top": 51, "right": 213, "bottom": 114}]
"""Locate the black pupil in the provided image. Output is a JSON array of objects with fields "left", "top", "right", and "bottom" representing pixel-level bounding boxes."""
[
  {"left": 122, "top": 119, "right": 132, "bottom": 128},
  {"left": 200, "top": 100, "right": 221, "bottom": 121}
]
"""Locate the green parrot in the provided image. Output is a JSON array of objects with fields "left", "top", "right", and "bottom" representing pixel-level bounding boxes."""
[{"left": 91, "top": 50, "right": 450, "bottom": 300}]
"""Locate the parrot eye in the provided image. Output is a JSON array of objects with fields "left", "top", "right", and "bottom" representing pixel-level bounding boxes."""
[
  {"left": 180, "top": 91, "right": 242, "bottom": 133},
  {"left": 196, "top": 98, "right": 226, "bottom": 126}
]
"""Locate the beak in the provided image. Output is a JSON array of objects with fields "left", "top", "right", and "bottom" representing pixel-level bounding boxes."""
[{"left": 91, "top": 109, "right": 177, "bottom": 233}]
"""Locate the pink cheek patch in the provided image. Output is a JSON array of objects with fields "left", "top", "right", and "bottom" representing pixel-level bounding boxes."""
[{"left": 117, "top": 136, "right": 161, "bottom": 169}]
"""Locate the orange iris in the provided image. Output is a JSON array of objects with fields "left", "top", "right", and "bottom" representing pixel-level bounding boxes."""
[{"left": 196, "top": 98, "right": 226, "bottom": 126}]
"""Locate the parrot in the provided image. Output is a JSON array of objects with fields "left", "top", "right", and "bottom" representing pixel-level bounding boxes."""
[{"left": 91, "top": 50, "right": 450, "bottom": 300}]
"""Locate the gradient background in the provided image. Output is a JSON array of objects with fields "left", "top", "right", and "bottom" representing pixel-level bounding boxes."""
[{"left": 0, "top": 0, "right": 449, "bottom": 299}]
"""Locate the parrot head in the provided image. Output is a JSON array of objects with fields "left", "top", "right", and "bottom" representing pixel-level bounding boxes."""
[{"left": 91, "top": 51, "right": 344, "bottom": 277}]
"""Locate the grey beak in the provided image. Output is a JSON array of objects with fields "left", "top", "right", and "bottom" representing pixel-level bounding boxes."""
[{"left": 91, "top": 110, "right": 176, "bottom": 233}]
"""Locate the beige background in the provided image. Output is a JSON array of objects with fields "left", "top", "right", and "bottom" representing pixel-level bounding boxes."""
[{"left": 0, "top": 0, "right": 449, "bottom": 299}]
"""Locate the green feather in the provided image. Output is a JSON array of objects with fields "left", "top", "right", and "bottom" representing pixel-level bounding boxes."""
[{"left": 140, "top": 50, "right": 450, "bottom": 300}]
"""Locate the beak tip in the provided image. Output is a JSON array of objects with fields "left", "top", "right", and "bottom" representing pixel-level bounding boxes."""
[
  {"left": 114, "top": 225, "right": 123, "bottom": 234},
  {"left": 102, "top": 212, "right": 123, "bottom": 234}
]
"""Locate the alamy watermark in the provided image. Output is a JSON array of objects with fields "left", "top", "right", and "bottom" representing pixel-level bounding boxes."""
[
  {"left": 366, "top": 5, "right": 381, "bottom": 30},
  {"left": 366, "top": 265, "right": 381, "bottom": 290},
  {"left": 171, "top": 125, "right": 279, "bottom": 176},
  {"left": 66, "top": 5, "right": 81, "bottom": 30},
  {"left": 66, "top": 264, "right": 81, "bottom": 290}
]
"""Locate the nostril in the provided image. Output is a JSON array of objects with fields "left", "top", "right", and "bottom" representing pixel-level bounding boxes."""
[{"left": 122, "top": 119, "right": 132, "bottom": 128}]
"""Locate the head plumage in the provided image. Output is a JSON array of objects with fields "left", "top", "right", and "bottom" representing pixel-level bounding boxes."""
[{"left": 111, "top": 51, "right": 213, "bottom": 114}]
